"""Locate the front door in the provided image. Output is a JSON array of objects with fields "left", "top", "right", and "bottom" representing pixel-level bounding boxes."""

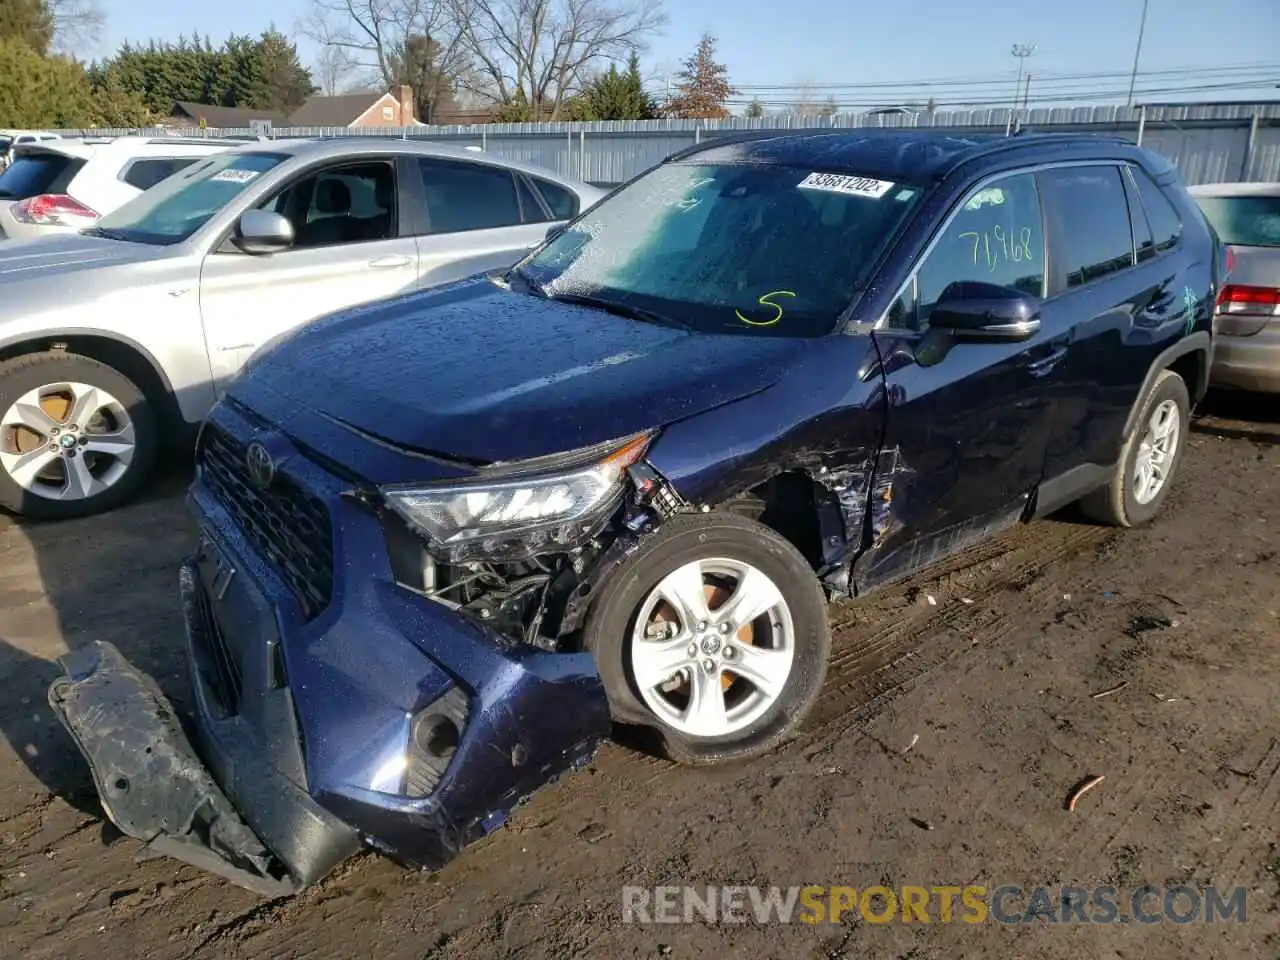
[
  {"left": 199, "top": 159, "right": 419, "bottom": 391},
  {"left": 858, "top": 170, "right": 1069, "bottom": 591}
]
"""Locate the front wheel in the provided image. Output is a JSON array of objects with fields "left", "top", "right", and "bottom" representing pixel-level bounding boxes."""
[
  {"left": 584, "top": 513, "right": 831, "bottom": 763},
  {"left": 0, "top": 352, "right": 158, "bottom": 520}
]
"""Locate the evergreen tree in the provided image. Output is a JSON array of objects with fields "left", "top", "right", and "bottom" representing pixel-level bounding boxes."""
[
  {"left": 0, "top": 37, "right": 95, "bottom": 126},
  {"left": 577, "top": 53, "right": 656, "bottom": 121},
  {"left": 256, "top": 28, "right": 314, "bottom": 114},
  {"left": 0, "top": 0, "right": 52, "bottom": 56},
  {"left": 666, "top": 34, "right": 735, "bottom": 120},
  {"left": 745, "top": 97, "right": 764, "bottom": 119}
]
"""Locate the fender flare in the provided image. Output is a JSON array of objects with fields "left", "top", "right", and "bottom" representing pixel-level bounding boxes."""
[
  {"left": 1122, "top": 331, "right": 1212, "bottom": 439},
  {"left": 0, "top": 327, "right": 179, "bottom": 396}
]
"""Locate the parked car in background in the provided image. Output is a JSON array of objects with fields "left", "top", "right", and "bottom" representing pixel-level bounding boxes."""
[
  {"left": 0, "top": 137, "right": 605, "bottom": 519},
  {"left": 49, "top": 132, "right": 1219, "bottom": 895},
  {"left": 1188, "top": 182, "right": 1280, "bottom": 392},
  {"left": 0, "top": 131, "right": 61, "bottom": 171},
  {"left": 0, "top": 136, "right": 246, "bottom": 241}
]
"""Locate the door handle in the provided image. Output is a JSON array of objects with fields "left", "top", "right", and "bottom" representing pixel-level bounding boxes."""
[
  {"left": 1027, "top": 345, "right": 1068, "bottom": 378},
  {"left": 368, "top": 254, "right": 412, "bottom": 269}
]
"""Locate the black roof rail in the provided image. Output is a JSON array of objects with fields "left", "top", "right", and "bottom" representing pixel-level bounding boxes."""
[{"left": 946, "top": 130, "right": 1137, "bottom": 167}]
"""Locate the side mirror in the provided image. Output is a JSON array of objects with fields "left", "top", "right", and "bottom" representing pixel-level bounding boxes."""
[
  {"left": 929, "top": 282, "right": 1041, "bottom": 342},
  {"left": 234, "top": 210, "right": 294, "bottom": 255}
]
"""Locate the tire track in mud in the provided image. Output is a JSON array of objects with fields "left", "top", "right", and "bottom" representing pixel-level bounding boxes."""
[{"left": 292, "top": 519, "right": 1118, "bottom": 908}]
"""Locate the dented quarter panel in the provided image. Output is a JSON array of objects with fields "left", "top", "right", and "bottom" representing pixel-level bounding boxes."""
[{"left": 645, "top": 333, "right": 888, "bottom": 566}]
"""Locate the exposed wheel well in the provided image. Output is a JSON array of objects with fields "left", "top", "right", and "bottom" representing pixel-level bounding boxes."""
[
  {"left": 0, "top": 335, "right": 184, "bottom": 443},
  {"left": 722, "top": 471, "right": 830, "bottom": 570},
  {"left": 1167, "top": 349, "right": 1205, "bottom": 405}
]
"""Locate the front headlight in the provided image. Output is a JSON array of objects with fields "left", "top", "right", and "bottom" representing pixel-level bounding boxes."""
[{"left": 383, "top": 433, "right": 651, "bottom": 562}]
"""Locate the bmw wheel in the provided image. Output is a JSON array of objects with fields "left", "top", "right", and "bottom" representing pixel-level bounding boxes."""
[
  {"left": 585, "top": 512, "right": 830, "bottom": 763},
  {"left": 0, "top": 352, "right": 158, "bottom": 519}
]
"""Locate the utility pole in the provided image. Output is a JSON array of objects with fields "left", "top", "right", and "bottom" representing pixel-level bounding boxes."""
[
  {"left": 1127, "top": 0, "right": 1151, "bottom": 107},
  {"left": 1008, "top": 43, "right": 1036, "bottom": 135}
]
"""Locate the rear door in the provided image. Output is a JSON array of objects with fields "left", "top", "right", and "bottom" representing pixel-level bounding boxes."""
[
  {"left": 861, "top": 169, "right": 1063, "bottom": 590},
  {"left": 409, "top": 157, "right": 557, "bottom": 288},
  {"left": 199, "top": 157, "right": 420, "bottom": 389},
  {"left": 1033, "top": 162, "right": 1201, "bottom": 502}
]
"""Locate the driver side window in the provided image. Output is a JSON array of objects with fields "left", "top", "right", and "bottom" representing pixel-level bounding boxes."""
[
  {"left": 261, "top": 161, "right": 396, "bottom": 250},
  {"left": 889, "top": 173, "right": 1046, "bottom": 330}
]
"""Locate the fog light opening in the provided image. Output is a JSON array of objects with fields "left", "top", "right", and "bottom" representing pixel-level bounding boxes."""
[{"left": 415, "top": 714, "right": 460, "bottom": 760}]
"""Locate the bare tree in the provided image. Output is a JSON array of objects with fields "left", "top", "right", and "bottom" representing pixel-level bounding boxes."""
[
  {"left": 302, "top": 0, "right": 473, "bottom": 103},
  {"left": 313, "top": 43, "right": 361, "bottom": 95},
  {"left": 454, "top": 0, "right": 666, "bottom": 120},
  {"left": 48, "top": 0, "right": 104, "bottom": 54}
]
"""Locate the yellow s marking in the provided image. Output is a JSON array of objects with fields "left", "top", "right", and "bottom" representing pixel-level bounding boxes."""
[{"left": 736, "top": 289, "right": 796, "bottom": 326}]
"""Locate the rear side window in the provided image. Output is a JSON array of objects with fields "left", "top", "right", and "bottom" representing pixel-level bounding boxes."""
[
  {"left": 1193, "top": 195, "right": 1280, "bottom": 248},
  {"left": 531, "top": 177, "right": 578, "bottom": 220},
  {"left": 1129, "top": 167, "right": 1181, "bottom": 253},
  {"left": 0, "top": 153, "right": 82, "bottom": 200},
  {"left": 1122, "top": 171, "right": 1155, "bottom": 262},
  {"left": 516, "top": 176, "right": 551, "bottom": 223},
  {"left": 417, "top": 159, "right": 521, "bottom": 233},
  {"left": 1040, "top": 166, "right": 1133, "bottom": 288},
  {"left": 121, "top": 157, "right": 202, "bottom": 192}
]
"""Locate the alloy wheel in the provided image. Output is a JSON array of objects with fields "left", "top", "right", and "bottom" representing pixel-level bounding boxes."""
[
  {"left": 0, "top": 381, "right": 137, "bottom": 502},
  {"left": 1132, "top": 397, "right": 1180, "bottom": 506},
  {"left": 630, "top": 557, "right": 796, "bottom": 738}
]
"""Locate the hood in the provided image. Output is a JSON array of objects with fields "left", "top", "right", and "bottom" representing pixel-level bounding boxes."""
[
  {"left": 0, "top": 233, "right": 167, "bottom": 282},
  {"left": 236, "top": 278, "right": 812, "bottom": 464}
]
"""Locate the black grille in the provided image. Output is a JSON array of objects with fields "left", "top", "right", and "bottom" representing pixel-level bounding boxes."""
[
  {"left": 191, "top": 575, "right": 242, "bottom": 714},
  {"left": 198, "top": 425, "right": 334, "bottom": 619}
]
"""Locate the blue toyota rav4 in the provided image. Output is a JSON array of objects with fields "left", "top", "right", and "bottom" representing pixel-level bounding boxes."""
[{"left": 51, "top": 132, "right": 1222, "bottom": 895}]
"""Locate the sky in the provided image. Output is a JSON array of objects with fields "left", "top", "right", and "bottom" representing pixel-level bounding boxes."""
[{"left": 89, "top": 0, "right": 1280, "bottom": 110}]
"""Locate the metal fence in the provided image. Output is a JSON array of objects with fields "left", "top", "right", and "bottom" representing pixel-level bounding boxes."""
[{"left": 60, "top": 101, "right": 1280, "bottom": 187}]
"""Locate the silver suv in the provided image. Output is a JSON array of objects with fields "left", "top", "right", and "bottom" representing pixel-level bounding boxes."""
[{"left": 0, "top": 138, "right": 605, "bottom": 519}]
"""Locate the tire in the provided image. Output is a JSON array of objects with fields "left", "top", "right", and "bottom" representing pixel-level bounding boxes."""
[
  {"left": 0, "top": 351, "right": 158, "bottom": 520},
  {"left": 583, "top": 512, "right": 831, "bottom": 764},
  {"left": 1079, "top": 369, "right": 1189, "bottom": 528}
]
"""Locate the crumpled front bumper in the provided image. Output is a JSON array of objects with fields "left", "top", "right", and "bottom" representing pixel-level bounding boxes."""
[
  {"left": 49, "top": 640, "right": 349, "bottom": 896},
  {"left": 48, "top": 397, "right": 614, "bottom": 895}
]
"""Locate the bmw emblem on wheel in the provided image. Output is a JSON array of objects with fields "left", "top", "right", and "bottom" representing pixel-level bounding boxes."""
[{"left": 245, "top": 441, "right": 275, "bottom": 491}]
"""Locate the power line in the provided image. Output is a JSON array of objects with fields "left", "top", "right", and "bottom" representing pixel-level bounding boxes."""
[
  {"left": 729, "top": 61, "right": 1280, "bottom": 93},
  {"left": 720, "top": 75, "right": 1280, "bottom": 110}
]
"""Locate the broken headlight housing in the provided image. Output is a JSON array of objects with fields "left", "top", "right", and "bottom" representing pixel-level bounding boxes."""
[{"left": 382, "top": 433, "right": 651, "bottom": 563}]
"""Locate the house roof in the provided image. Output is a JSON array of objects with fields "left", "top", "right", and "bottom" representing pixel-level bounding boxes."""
[
  {"left": 287, "top": 93, "right": 394, "bottom": 127},
  {"left": 170, "top": 101, "right": 287, "bottom": 127}
]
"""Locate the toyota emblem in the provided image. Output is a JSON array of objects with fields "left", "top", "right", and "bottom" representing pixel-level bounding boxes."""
[{"left": 246, "top": 441, "right": 275, "bottom": 490}]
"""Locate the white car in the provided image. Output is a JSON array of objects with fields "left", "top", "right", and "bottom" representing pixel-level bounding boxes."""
[
  {"left": 0, "top": 137, "right": 605, "bottom": 519},
  {"left": 0, "top": 136, "right": 241, "bottom": 241}
]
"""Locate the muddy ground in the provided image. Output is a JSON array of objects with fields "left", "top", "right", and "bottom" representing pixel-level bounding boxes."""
[{"left": 1, "top": 392, "right": 1278, "bottom": 960}]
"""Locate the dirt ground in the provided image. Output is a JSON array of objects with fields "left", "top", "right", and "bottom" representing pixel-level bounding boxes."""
[{"left": 1, "top": 392, "right": 1278, "bottom": 960}]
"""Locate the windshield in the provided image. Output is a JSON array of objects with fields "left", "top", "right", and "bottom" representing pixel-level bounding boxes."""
[
  {"left": 519, "top": 162, "right": 924, "bottom": 337},
  {"left": 1195, "top": 195, "right": 1280, "bottom": 248},
  {"left": 91, "top": 151, "right": 288, "bottom": 245}
]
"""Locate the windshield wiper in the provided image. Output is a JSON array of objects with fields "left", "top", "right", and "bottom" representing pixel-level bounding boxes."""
[
  {"left": 81, "top": 226, "right": 132, "bottom": 241},
  {"left": 507, "top": 264, "right": 547, "bottom": 297},
  {"left": 546, "top": 292, "right": 692, "bottom": 331}
]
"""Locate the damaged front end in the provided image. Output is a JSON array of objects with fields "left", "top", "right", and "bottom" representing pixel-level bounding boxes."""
[
  {"left": 49, "top": 640, "right": 337, "bottom": 896},
  {"left": 47, "top": 406, "right": 689, "bottom": 897}
]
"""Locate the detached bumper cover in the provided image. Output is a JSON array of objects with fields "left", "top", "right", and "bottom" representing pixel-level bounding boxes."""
[{"left": 48, "top": 641, "right": 356, "bottom": 896}]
